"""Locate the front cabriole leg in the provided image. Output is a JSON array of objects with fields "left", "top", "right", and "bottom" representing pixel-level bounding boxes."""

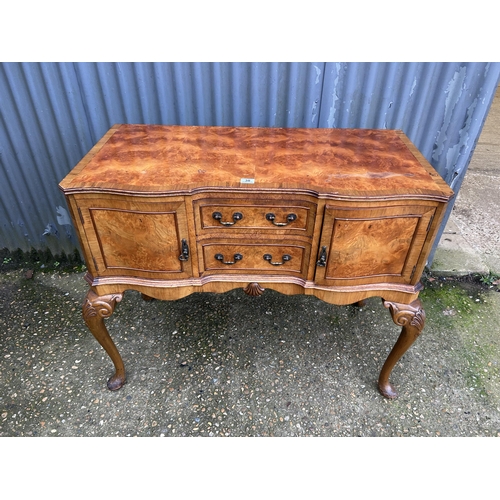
[
  {"left": 379, "top": 298, "right": 426, "bottom": 399},
  {"left": 82, "top": 289, "right": 125, "bottom": 390}
]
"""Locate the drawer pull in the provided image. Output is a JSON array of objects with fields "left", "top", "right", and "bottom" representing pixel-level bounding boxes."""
[
  {"left": 263, "top": 253, "right": 291, "bottom": 266},
  {"left": 212, "top": 211, "right": 243, "bottom": 226},
  {"left": 215, "top": 253, "right": 243, "bottom": 265},
  {"left": 179, "top": 239, "right": 189, "bottom": 261},
  {"left": 265, "top": 212, "right": 297, "bottom": 226},
  {"left": 316, "top": 246, "right": 327, "bottom": 267}
]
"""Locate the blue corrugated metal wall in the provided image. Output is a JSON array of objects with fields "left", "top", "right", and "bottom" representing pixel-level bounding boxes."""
[{"left": 1, "top": 62, "right": 499, "bottom": 263}]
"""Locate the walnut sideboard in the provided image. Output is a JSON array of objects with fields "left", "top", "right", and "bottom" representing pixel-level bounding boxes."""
[{"left": 59, "top": 124, "right": 454, "bottom": 399}]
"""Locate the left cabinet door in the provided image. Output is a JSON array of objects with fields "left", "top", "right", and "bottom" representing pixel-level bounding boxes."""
[{"left": 72, "top": 195, "right": 193, "bottom": 280}]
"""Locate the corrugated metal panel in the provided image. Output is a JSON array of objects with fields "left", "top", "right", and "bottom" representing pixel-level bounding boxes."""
[
  {"left": 0, "top": 62, "right": 94, "bottom": 255},
  {"left": 73, "top": 62, "right": 325, "bottom": 138},
  {"left": 1, "top": 62, "right": 499, "bottom": 263}
]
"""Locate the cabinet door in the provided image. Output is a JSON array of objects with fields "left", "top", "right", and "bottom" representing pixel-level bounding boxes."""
[
  {"left": 314, "top": 204, "right": 436, "bottom": 286},
  {"left": 76, "top": 196, "right": 193, "bottom": 280}
]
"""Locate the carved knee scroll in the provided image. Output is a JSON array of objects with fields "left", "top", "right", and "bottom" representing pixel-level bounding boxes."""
[
  {"left": 383, "top": 299, "right": 426, "bottom": 332},
  {"left": 378, "top": 298, "right": 425, "bottom": 399},
  {"left": 83, "top": 290, "right": 123, "bottom": 321},
  {"left": 83, "top": 290, "right": 126, "bottom": 390}
]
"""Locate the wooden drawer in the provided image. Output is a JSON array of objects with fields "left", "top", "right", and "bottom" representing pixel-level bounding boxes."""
[
  {"left": 194, "top": 197, "right": 316, "bottom": 238},
  {"left": 199, "top": 240, "right": 310, "bottom": 277}
]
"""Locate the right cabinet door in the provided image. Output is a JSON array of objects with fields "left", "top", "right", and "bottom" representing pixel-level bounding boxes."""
[{"left": 314, "top": 204, "right": 437, "bottom": 286}]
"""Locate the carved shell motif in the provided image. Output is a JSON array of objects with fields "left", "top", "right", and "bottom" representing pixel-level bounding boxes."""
[{"left": 243, "top": 283, "right": 265, "bottom": 297}]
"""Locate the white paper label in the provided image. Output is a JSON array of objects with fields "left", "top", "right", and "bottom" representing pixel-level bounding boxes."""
[{"left": 240, "top": 178, "right": 255, "bottom": 184}]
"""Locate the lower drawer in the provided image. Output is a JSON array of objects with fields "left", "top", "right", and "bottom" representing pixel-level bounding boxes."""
[{"left": 199, "top": 241, "right": 310, "bottom": 277}]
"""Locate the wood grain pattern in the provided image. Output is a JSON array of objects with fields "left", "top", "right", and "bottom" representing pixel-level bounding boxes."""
[
  {"left": 59, "top": 125, "right": 454, "bottom": 200},
  {"left": 326, "top": 216, "right": 419, "bottom": 278},
  {"left": 90, "top": 209, "right": 182, "bottom": 272},
  {"left": 315, "top": 204, "right": 436, "bottom": 286},
  {"left": 75, "top": 195, "right": 193, "bottom": 279}
]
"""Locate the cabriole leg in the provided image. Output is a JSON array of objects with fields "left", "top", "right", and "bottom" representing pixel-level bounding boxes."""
[
  {"left": 379, "top": 298, "right": 426, "bottom": 399},
  {"left": 82, "top": 289, "right": 125, "bottom": 390}
]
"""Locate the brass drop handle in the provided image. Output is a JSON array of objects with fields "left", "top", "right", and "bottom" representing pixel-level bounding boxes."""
[
  {"left": 316, "top": 246, "right": 327, "bottom": 267},
  {"left": 263, "top": 253, "right": 291, "bottom": 266},
  {"left": 265, "top": 212, "right": 297, "bottom": 226},
  {"left": 179, "top": 239, "right": 189, "bottom": 261},
  {"left": 213, "top": 211, "right": 243, "bottom": 226},
  {"left": 215, "top": 253, "right": 243, "bottom": 265}
]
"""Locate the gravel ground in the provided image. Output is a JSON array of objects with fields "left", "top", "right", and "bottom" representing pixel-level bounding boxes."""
[
  {"left": 2, "top": 266, "right": 499, "bottom": 495},
  {"left": 1, "top": 268, "right": 500, "bottom": 439}
]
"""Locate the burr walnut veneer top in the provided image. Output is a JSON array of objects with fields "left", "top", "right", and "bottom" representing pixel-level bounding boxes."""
[{"left": 59, "top": 124, "right": 453, "bottom": 200}]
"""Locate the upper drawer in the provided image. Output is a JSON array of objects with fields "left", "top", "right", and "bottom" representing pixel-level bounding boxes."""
[{"left": 193, "top": 196, "right": 317, "bottom": 237}]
